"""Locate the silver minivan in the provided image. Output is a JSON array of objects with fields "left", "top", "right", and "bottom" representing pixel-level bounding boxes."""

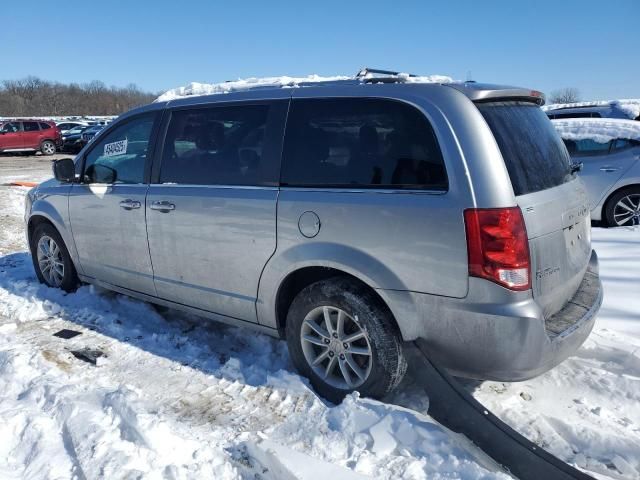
[{"left": 25, "top": 77, "right": 603, "bottom": 401}]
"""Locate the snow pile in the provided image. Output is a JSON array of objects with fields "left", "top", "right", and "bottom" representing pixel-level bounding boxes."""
[
  {"left": 156, "top": 73, "right": 454, "bottom": 102},
  {"left": 543, "top": 99, "right": 640, "bottom": 119},
  {"left": 0, "top": 185, "right": 504, "bottom": 478},
  {"left": 0, "top": 254, "right": 507, "bottom": 479},
  {"left": 362, "top": 72, "right": 455, "bottom": 85},
  {"left": 1, "top": 164, "right": 640, "bottom": 479},
  {"left": 552, "top": 118, "right": 640, "bottom": 143}
]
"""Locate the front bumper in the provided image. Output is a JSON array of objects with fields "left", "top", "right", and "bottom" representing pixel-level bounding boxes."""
[{"left": 411, "top": 250, "right": 602, "bottom": 381}]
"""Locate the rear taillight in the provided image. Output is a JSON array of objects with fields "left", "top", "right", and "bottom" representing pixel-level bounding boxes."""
[{"left": 464, "top": 207, "right": 531, "bottom": 291}]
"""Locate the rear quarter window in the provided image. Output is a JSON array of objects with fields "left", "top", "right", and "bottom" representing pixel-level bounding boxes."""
[
  {"left": 478, "top": 102, "right": 573, "bottom": 196},
  {"left": 281, "top": 98, "right": 447, "bottom": 190},
  {"left": 23, "top": 121, "right": 41, "bottom": 132}
]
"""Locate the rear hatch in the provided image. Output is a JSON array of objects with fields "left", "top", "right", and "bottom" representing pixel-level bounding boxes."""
[{"left": 477, "top": 101, "right": 592, "bottom": 318}]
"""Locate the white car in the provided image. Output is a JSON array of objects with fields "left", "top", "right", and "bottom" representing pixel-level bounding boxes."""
[
  {"left": 553, "top": 118, "right": 640, "bottom": 226},
  {"left": 544, "top": 99, "right": 640, "bottom": 121}
]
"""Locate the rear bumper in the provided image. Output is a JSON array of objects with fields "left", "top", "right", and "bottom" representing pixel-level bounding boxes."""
[{"left": 410, "top": 250, "right": 602, "bottom": 381}]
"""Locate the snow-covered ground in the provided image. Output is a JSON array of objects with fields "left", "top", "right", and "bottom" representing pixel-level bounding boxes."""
[{"left": 0, "top": 159, "right": 638, "bottom": 479}]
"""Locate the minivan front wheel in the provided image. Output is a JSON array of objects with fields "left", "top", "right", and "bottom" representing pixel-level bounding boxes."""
[
  {"left": 31, "top": 223, "right": 78, "bottom": 291},
  {"left": 286, "top": 277, "right": 407, "bottom": 403},
  {"left": 40, "top": 140, "right": 56, "bottom": 155}
]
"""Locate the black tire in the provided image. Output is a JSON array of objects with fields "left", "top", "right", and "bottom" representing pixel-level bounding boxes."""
[
  {"left": 40, "top": 140, "right": 56, "bottom": 156},
  {"left": 286, "top": 277, "right": 407, "bottom": 403},
  {"left": 30, "top": 223, "right": 79, "bottom": 292},
  {"left": 603, "top": 186, "right": 640, "bottom": 227}
]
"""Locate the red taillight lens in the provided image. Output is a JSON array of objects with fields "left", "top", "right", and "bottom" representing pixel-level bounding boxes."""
[{"left": 464, "top": 207, "right": 531, "bottom": 291}]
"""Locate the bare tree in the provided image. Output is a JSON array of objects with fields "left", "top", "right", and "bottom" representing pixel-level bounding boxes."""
[
  {"left": 0, "top": 76, "right": 156, "bottom": 116},
  {"left": 549, "top": 87, "right": 581, "bottom": 104}
]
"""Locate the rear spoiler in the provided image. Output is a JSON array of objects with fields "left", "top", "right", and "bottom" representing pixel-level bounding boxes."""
[{"left": 446, "top": 82, "right": 545, "bottom": 106}]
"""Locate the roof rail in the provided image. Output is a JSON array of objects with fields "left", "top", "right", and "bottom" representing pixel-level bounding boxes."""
[
  {"left": 356, "top": 67, "right": 417, "bottom": 78},
  {"left": 355, "top": 68, "right": 420, "bottom": 84}
]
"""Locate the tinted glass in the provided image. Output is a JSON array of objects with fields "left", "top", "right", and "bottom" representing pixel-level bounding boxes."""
[
  {"left": 281, "top": 98, "right": 447, "bottom": 190},
  {"left": 478, "top": 102, "right": 573, "bottom": 196},
  {"left": 160, "top": 105, "right": 269, "bottom": 185},
  {"left": 563, "top": 138, "right": 611, "bottom": 156},
  {"left": 23, "top": 122, "right": 40, "bottom": 132},
  {"left": 83, "top": 115, "right": 155, "bottom": 184},
  {"left": 40, "top": 123, "right": 52, "bottom": 130},
  {"left": 611, "top": 138, "right": 639, "bottom": 152},
  {"left": 1, "top": 122, "right": 20, "bottom": 132},
  {"left": 547, "top": 112, "right": 601, "bottom": 119}
]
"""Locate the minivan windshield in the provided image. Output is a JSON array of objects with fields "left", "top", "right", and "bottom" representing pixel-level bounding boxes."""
[{"left": 477, "top": 101, "right": 573, "bottom": 196}]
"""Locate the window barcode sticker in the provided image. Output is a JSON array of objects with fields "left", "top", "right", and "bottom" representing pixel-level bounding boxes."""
[{"left": 104, "top": 139, "right": 128, "bottom": 157}]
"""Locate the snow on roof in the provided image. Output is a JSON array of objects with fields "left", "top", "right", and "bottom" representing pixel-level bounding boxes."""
[
  {"left": 551, "top": 118, "right": 640, "bottom": 144},
  {"left": 155, "top": 73, "right": 454, "bottom": 102},
  {"left": 542, "top": 99, "right": 640, "bottom": 119}
]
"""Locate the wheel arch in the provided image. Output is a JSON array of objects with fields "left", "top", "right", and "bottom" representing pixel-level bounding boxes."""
[
  {"left": 27, "top": 209, "right": 82, "bottom": 274},
  {"left": 272, "top": 265, "right": 410, "bottom": 341},
  {"left": 27, "top": 214, "right": 56, "bottom": 246}
]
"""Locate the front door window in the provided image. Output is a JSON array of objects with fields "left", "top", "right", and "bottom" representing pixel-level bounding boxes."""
[{"left": 83, "top": 116, "right": 155, "bottom": 184}]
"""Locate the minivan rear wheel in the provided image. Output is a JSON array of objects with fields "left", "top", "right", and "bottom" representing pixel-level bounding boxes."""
[
  {"left": 30, "top": 223, "right": 78, "bottom": 291},
  {"left": 40, "top": 140, "right": 56, "bottom": 156},
  {"left": 604, "top": 186, "right": 640, "bottom": 227},
  {"left": 286, "top": 277, "right": 407, "bottom": 403}
]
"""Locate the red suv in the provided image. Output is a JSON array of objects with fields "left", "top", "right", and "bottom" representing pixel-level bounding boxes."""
[{"left": 0, "top": 120, "right": 62, "bottom": 155}]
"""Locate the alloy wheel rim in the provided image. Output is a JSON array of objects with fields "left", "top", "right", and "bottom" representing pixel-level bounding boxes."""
[
  {"left": 37, "top": 235, "right": 64, "bottom": 287},
  {"left": 300, "top": 305, "right": 373, "bottom": 390},
  {"left": 613, "top": 194, "right": 640, "bottom": 226},
  {"left": 43, "top": 142, "right": 55, "bottom": 154}
]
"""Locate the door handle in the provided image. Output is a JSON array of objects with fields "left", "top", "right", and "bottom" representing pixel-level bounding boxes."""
[
  {"left": 150, "top": 200, "right": 176, "bottom": 212},
  {"left": 599, "top": 166, "right": 619, "bottom": 172},
  {"left": 119, "top": 199, "right": 141, "bottom": 210}
]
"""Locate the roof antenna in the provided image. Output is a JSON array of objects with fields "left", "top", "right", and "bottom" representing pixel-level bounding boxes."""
[{"left": 466, "top": 70, "right": 474, "bottom": 82}]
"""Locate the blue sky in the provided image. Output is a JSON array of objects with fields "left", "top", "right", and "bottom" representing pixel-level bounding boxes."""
[{"left": 1, "top": 0, "right": 638, "bottom": 100}]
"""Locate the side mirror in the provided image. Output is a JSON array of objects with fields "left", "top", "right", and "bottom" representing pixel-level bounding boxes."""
[
  {"left": 570, "top": 161, "right": 583, "bottom": 174},
  {"left": 52, "top": 158, "right": 76, "bottom": 183}
]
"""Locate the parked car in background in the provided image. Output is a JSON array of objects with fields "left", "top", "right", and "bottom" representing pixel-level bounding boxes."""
[
  {"left": 553, "top": 118, "right": 640, "bottom": 227},
  {"left": 56, "top": 121, "right": 90, "bottom": 135},
  {"left": 78, "top": 125, "right": 104, "bottom": 149},
  {"left": 544, "top": 99, "right": 640, "bottom": 121},
  {"left": 26, "top": 76, "right": 602, "bottom": 402},
  {"left": 0, "top": 120, "right": 61, "bottom": 155},
  {"left": 61, "top": 125, "right": 91, "bottom": 153}
]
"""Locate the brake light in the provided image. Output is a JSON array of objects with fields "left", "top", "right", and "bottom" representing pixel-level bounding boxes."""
[{"left": 464, "top": 207, "right": 531, "bottom": 291}]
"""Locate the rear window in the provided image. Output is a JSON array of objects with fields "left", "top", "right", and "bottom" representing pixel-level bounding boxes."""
[
  {"left": 39, "top": 122, "right": 52, "bottom": 130},
  {"left": 478, "top": 101, "right": 573, "bottom": 196}
]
